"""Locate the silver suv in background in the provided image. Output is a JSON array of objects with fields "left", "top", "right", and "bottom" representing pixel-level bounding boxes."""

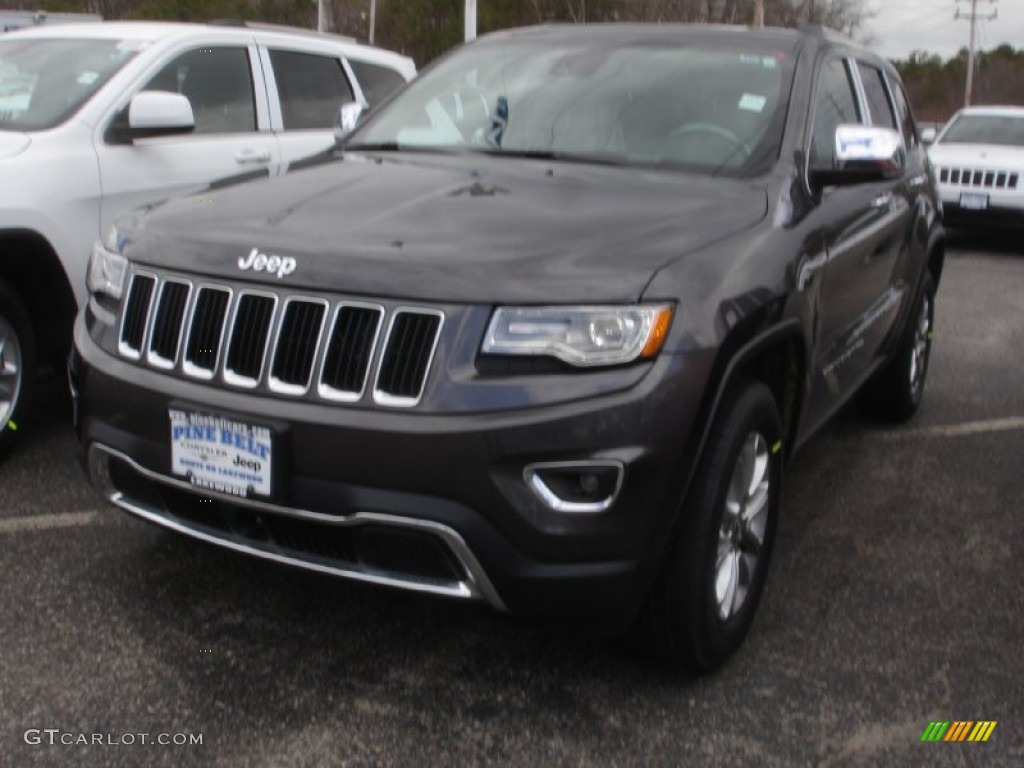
[{"left": 0, "top": 21, "right": 414, "bottom": 457}]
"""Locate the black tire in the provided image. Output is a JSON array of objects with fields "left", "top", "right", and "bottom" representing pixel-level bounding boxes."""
[
  {"left": 640, "top": 380, "right": 783, "bottom": 672},
  {"left": 0, "top": 279, "right": 36, "bottom": 460},
  {"left": 858, "top": 272, "right": 935, "bottom": 423}
]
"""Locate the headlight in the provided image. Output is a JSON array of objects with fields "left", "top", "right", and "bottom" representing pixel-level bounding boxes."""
[
  {"left": 482, "top": 305, "right": 673, "bottom": 367},
  {"left": 87, "top": 240, "right": 128, "bottom": 300}
]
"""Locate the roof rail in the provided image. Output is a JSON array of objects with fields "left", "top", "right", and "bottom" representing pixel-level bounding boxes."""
[
  {"left": 207, "top": 18, "right": 357, "bottom": 43},
  {"left": 798, "top": 23, "right": 851, "bottom": 42}
]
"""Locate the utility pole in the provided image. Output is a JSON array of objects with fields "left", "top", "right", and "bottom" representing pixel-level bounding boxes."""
[
  {"left": 753, "top": 0, "right": 764, "bottom": 28},
  {"left": 465, "top": 0, "right": 477, "bottom": 42},
  {"left": 369, "top": 0, "right": 376, "bottom": 43},
  {"left": 955, "top": 0, "right": 998, "bottom": 106},
  {"left": 317, "top": 0, "right": 328, "bottom": 33}
]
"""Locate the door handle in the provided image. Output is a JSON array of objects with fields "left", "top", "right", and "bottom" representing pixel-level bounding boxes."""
[
  {"left": 871, "top": 193, "right": 893, "bottom": 209},
  {"left": 235, "top": 149, "right": 271, "bottom": 165}
]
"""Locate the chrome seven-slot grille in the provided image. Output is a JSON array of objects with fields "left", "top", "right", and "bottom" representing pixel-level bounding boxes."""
[
  {"left": 937, "top": 167, "right": 1020, "bottom": 190},
  {"left": 117, "top": 270, "right": 444, "bottom": 407}
]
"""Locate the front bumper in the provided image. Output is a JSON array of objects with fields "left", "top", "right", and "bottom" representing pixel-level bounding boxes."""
[
  {"left": 72, "top": 314, "right": 715, "bottom": 624},
  {"left": 937, "top": 186, "right": 1024, "bottom": 228}
]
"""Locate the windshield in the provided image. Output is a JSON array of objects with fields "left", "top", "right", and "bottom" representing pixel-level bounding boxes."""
[
  {"left": 940, "top": 114, "right": 1024, "bottom": 147},
  {"left": 0, "top": 38, "right": 142, "bottom": 131},
  {"left": 349, "top": 38, "right": 794, "bottom": 176}
]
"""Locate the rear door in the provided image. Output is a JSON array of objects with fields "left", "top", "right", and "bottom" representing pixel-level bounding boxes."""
[
  {"left": 258, "top": 43, "right": 358, "bottom": 171},
  {"left": 97, "top": 42, "right": 280, "bottom": 233},
  {"left": 346, "top": 56, "right": 410, "bottom": 109}
]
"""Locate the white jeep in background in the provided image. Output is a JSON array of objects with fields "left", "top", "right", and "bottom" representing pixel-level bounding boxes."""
[
  {"left": 0, "top": 21, "right": 415, "bottom": 456},
  {"left": 924, "top": 105, "right": 1024, "bottom": 230}
]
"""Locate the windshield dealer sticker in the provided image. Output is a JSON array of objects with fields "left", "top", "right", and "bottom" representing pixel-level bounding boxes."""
[{"left": 738, "top": 93, "right": 767, "bottom": 113}]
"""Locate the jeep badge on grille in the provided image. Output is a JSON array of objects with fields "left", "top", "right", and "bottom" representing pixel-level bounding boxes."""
[{"left": 239, "top": 248, "right": 297, "bottom": 279}]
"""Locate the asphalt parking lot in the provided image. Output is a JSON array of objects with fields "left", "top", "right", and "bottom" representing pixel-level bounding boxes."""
[{"left": 1, "top": 232, "right": 1021, "bottom": 768}]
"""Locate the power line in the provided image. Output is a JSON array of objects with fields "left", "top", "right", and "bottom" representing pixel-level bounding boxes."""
[{"left": 955, "top": 0, "right": 997, "bottom": 106}]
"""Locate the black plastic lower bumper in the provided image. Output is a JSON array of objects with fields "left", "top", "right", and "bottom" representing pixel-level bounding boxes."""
[{"left": 940, "top": 202, "right": 1024, "bottom": 229}]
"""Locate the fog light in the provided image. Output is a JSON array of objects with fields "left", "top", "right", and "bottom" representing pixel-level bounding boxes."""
[{"left": 524, "top": 461, "right": 624, "bottom": 513}]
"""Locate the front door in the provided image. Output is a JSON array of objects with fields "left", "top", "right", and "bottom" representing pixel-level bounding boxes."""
[
  {"left": 96, "top": 44, "right": 280, "bottom": 236},
  {"left": 803, "top": 57, "right": 912, "bottom": 431}
]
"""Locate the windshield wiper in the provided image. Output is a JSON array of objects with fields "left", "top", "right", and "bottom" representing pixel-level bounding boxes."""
[
  {"left": 474, "top": 148, "right": 631, "bottom": 167},
  {"left": 342, "top": 141, "right": 402, "bottom": 152}
]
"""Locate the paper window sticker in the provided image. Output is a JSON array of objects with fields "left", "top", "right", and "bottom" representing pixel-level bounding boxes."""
[{"left": 738, "top": 93, "right": 767, "bottom": 112}]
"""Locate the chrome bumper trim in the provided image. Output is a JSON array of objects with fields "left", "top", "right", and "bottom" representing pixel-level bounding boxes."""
[{"left": 88, "top": 443, "right": 507, "bottom": 612}]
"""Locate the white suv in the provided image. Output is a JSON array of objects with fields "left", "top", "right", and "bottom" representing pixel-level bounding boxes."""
[
  {"left": 0, "top": 21, "right": 414, "bottom": 456},
  {"left": 926, "top": 105, "right": 1024, "bottom": 229}
]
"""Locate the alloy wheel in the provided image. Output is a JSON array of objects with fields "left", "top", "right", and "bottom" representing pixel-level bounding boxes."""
[
  {"left": 0, "top": 316, "right": 23, "bottom": 429},
  {"left": 714, "top": 431, "right": 771, "bottom": 621},
  {"left": 909, "top": 293, "right": 932, "bottom": 397}
]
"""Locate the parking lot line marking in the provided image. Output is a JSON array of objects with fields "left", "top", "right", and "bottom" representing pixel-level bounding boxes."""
[
  {"left": 0, "top": 511, "right": 99, "bottom": 534},
  {"left": 880, "top": 416, "right": 1024, "bottom": 440},
  {"left": 918, "top": 416, "right": 1024, "bottom": 438}
]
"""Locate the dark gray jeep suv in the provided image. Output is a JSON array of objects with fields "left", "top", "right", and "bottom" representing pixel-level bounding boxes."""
[{"left": 71, "top": 24, "right": 944, "bottom": 671}]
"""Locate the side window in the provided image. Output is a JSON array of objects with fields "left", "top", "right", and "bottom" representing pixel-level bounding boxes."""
[
  {"left": 856, "top": 63, "right": 897, "bottom": 130},
  {"left": 269, "top": 50, "right": 354, "bottom": 130},
  {"left": 810, "top": 58, "right": 860, "bottom": 168},
  {"left": 347, "top": 59, "right": 407, "bottom": 108},
  {"left": 143, "top": 48, "right": 255, "bottom": 134},
  {"left": 887, "top": 76, "right": 919, "bottom": 149}
]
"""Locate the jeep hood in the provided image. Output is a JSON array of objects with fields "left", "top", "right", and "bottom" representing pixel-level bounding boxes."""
[
  {"left": 0, "top": 130, "right": 30, "bottom": 160},
  {"left": 123, "top": 152, "right": 768, "bottom": 304},
  {"left": 929, "top": 142, "right": 1024, "bottom": 168}
]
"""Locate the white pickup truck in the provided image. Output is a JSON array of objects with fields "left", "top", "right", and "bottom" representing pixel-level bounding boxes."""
[{"left": 0, "top": 21, "right": 415, "bottom": 456}]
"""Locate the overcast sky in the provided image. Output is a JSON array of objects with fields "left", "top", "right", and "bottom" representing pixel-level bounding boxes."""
[{"left": 865, "top": 0, "right": 1023, "bottom": 61}]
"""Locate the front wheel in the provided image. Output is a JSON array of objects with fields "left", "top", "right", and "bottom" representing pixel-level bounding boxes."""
[
  {"left": 640, "top": 380, "right": 782, "bottom": 672},
  {"left": 0, "top": 279, "right": 36, "bottom": 460}
]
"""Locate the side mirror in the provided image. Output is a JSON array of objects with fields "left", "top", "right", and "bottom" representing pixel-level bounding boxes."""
[
  {"left": 920, "top": 127, "right": 937, "bottom": 145},
  {"left": 811, "top": 124, "right": 905, "bottom": 187},
  {"left": 334, "top": 101, "right": 367, "bottom": 144},
  {"left": 127, "top": 91, "right": 195, "bottom": 139}
]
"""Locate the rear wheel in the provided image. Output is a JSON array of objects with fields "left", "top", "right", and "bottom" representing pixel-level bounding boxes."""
[
  {"left": 859, "top": 272, "right": 935, "bottom": 422},
  {"left": 0, "top": 279, "right": 36, "bottom": 460},
  {"left": 641, "top": 381, "right": 782, "bottom": 672}
]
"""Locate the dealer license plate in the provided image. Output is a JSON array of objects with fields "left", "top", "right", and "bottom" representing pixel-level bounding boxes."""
[
  {"left": 959, "top": 192, "right": 989, "bottom": 211},
  {"left": 170, "top": 409, "right": 272, "bottom": 497}
]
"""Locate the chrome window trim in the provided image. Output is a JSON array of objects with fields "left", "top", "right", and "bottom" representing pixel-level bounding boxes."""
[
  {"left": 848, "top": 57, "right": 873, "bottom": 127},
  {"left": 145, "top": 278, "right": 193, "bottom": 370},
  {"left": 247, "top": 42, "right": 273, "bottom": 132},
  {"left": 181, "top": 284, "right": 235, "bottom": 381},
  {"left": 117, "top": 269, "right": 157, "bottom": 361},
  {"left": 222, "top": 289, "right": 279, "bottom": 389},
  {"left": 523, "top": 460, "right": 625, "bottom": 514},
  {"left": 877, "top": 68, "right": 907, "bottom": 142},
  {"left": 372, "top": 307, "right": 445, "bottom": 408},
  {"left": 267, "top": 295, "right": 331, "bottom": 396},
  {"left": 88, "top": 443, "right": 507, "bottom": 612},
  {"left": 802, "top": 54, "right": 866, "bottom": 196},
  {"left": 316, "top": 301, "right": 385, "bottom": 403},
  {"left": 255, "top": 45, "right": 285, "bottom": 132}
]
